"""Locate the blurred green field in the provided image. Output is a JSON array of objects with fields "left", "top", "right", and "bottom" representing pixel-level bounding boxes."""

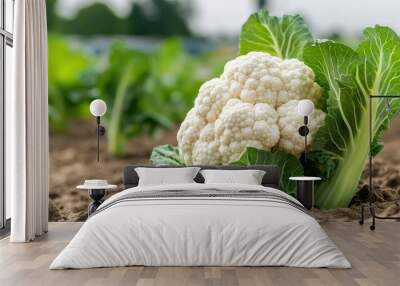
[
  {"left": 46, "top": 0, "right": 237, "bottom": 157},
  {"left": 48, "top": 34, "right": 235, "bottom": 156}
]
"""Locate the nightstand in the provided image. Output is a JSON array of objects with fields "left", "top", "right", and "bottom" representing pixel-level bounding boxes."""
[
  {"left": 289, "top": 177, "right": 321, "bottom": 210},
  {"left": 77, "top": 180, "right": 117, "bottom": 216}
]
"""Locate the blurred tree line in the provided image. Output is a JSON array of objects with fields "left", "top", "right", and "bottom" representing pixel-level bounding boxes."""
[{"left": 46, "top": 0, "right": 192, "bottom": 36}]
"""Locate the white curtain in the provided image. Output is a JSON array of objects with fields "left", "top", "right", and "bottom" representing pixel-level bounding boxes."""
[{"left": 8, "top": 0, "right": 49, "bottom": 242}]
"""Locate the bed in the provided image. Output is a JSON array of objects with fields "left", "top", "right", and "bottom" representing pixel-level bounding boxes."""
[{"left": 50, "top": 165, "right": 350, "bottom": 269}]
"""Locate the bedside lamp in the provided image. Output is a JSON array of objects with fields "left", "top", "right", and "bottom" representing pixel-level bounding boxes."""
[
  {"left": 297, "top": 100, "right": 314, "bottom": 163},
  {"left": 90, "top": 99, "right": 107, "bottom": 162}
]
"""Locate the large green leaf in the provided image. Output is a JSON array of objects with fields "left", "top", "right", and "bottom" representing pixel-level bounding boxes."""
[
  {"left": 356, "top": 26, "right": 400, "bottom": 96},
  {"left": 230, "top": 147, "right": 303, "bottom": 195},
  {"left": 303, "top": 41, "right": 361, "bottom": 177},
  {"left": 151, "top": 145, "right": 184, "bottom": 166},
  {"left": 303, "top": 26, "right": 400, "bottom": 208},
  {"left": 356, "top": 26, "right": 400, "bottom": 140},
  {"left": 239, "top": 10, "right": 313, "bottom": 59}
]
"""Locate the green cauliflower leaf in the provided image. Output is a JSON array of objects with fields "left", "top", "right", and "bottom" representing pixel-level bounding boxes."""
[{"left": 240, "top": 10, "right": 313, "bottom": 59}]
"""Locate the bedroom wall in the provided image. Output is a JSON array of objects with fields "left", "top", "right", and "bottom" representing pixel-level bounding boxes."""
[{"left": 47, "top": 0, "right": 400, "bottom": 221}]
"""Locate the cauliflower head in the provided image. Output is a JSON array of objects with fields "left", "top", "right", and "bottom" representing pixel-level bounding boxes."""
[{"left": 177, "top": 51, "right": 326, "bottom": 165}]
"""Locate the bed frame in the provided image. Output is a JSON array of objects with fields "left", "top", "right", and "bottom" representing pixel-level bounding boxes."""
[{"left": 123, "top": 165, "right": 280, "bottom": 190}]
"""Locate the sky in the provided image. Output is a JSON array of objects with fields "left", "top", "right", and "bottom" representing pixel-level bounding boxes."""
[{"left": 57, "top": 0, "right": 400, "bottom": 37}]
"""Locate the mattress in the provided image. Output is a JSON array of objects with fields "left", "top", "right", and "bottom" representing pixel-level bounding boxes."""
[{"left": 50, "top": 183, "right": 351, "bottom": 269}]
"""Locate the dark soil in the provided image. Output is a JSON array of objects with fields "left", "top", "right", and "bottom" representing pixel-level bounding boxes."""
[
  {"left": 49, "top": 119, "right": 178, "bottom": 221},
  {"left": 312, "top": 158, "right": 400, "bottom": 222}
]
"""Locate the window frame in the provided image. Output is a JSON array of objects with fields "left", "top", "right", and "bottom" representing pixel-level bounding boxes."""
[{"left": 0, "top": 0, "right": 14, "bottom": 233}]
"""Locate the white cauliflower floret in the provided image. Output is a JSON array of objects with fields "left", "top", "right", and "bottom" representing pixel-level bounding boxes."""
[
  {"left": 177, "top": 109, "right": 206, "bottom": 164},
  {"left": 221, "top": 52, "right": 321, "bottom": 107},
  {"left": 215, "top": 100, "right": 279, "bottom": 163},
  {"left": 193, "top": 78, "right": 232, "bottom": 123},
  {"left": 192, "top": 123, "right": 221, "bottom": 165},
  {"left": 277, "top": 100, "right": 326, "bottom": 156},
  {"left": 178, "top": 51, "right": 325, "bottom": 165},
  {"left": 184, "top": 99, "right": 280, "bottom": 165}
]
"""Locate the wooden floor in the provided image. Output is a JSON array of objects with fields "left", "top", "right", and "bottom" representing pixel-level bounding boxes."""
[{"left": 0, "top": 222, "right": 399, "bottom": 286}]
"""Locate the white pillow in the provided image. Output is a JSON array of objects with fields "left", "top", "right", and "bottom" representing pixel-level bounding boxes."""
[
  {"left": 135, "top": 167, "right": 200, "bottom": 186},
  {"left": 200, "top": 169, "right": 266, "bottom": 185}
]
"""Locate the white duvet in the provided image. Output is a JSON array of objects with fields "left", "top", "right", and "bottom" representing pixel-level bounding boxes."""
[{"left": 50, "top": 183, "right": 351, "bottom": 269}]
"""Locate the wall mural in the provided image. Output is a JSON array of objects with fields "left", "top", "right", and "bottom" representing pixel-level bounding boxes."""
[
  {"left": 151, "top": 10, "right": 400, "bottom": 210},
  {"left": 48, "top": 7, "right": 400, "bottom": 221}
]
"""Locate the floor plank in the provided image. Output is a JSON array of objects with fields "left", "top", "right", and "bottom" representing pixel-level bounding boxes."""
[{"left": 0, "top": 222, "right": 399, "bottom": 286}]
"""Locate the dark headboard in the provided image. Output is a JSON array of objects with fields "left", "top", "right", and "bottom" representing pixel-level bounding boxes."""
[{"left": 123, "top": 165, "right": 280, "bottom": 189}]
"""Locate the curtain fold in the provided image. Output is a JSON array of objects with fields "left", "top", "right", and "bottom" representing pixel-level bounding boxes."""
[{"left": 9, "top": 0, "right": 49, "bottom": 242}]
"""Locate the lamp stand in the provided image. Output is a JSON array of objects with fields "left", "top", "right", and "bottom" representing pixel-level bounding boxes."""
[
  {"left": 359, "top": 95, "right": 400, "bottom": 230},
  {"left": 95, "top": 116, "right": 106, "bottom": 162},
  {"left": 298, "top": 116, "right": 310, "bottom": 163}
]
